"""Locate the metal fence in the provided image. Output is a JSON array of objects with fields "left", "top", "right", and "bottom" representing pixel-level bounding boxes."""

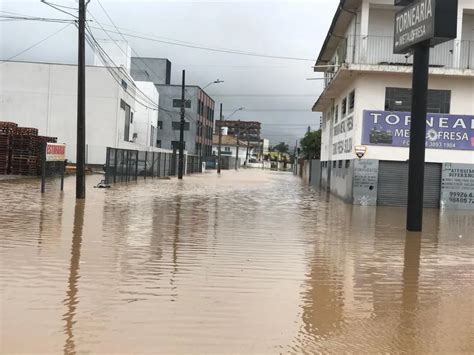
[{"left": 105, "top": 147, "right": 202, "bottom": 184}]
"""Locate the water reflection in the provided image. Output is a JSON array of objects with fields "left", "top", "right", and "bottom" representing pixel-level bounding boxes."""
[
  {"left": 63, "top": 200, "right": 85, "bottom": 355},
  {"left": 0, "top": 172, "right": 472, "bottom": 354}
]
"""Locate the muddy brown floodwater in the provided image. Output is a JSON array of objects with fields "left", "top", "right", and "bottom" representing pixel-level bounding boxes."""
[{"left": 1, "top": 170, "right": 473, "bottom": 354}]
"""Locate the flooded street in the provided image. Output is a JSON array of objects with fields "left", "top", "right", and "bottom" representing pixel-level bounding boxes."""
[{"left": 1, "top": 170, "right": 473, "bottom": 354}]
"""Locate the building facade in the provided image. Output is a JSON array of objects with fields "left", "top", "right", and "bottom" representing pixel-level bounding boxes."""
[
  {"left": 0, "top": 60, "right": 163, "bottom": 165},
  {"left": 312, "top": 0, "right": 474, "bottom": 209},
  {"left": 131, "top": 57, "right": 215, "bottom": 158}
]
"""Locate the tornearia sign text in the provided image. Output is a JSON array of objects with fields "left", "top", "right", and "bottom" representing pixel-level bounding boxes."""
[{"left": 393, "top": 0, "right": 457, "bottom": 54}]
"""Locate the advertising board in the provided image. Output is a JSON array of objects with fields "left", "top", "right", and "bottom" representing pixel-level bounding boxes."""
[
  {"left": 362, "top": 110, "right": 474, "bottom": 151},
  {"left": 440, "top": 163, "right": 474, "bottom": 210},
  {"left": 46, "top": 143, "right": 66, "bottom": 162},
  {"left": 393, "top": 0, "right": 458, "bottom": 54}
]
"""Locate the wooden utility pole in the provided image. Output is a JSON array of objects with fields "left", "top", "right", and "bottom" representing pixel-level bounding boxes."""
[
  {"left": 76, "top": 0, "right": 86, "bottom": 199},
  {"left": 217, "top": 103, "right": 223, "bottom": 174}
]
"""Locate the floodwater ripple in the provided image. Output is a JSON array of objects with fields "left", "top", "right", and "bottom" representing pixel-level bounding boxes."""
[{"left": 0, "top": 170, "right": 473, "bottom": 354}]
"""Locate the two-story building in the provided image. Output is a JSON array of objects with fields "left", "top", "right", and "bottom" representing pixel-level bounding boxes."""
[{"left": 312, "top": 0, "right": 474, "bottom": 209}]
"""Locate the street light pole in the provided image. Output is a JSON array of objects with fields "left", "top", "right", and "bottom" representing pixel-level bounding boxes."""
[
  {"left": 76, "top": 0, "right": 86, "bottom": 199},
  {"left": 235, "top": 120, "right": 240, "bottom": 170},
  {"left": 217, "top": 103, "right": 223, "bottom": 174},
  {"left": 178, "top": 70, "right": 185, "bottom": 180}
]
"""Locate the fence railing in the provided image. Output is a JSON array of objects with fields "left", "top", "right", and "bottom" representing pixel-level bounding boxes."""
[
  {"left": 105, "top": 147, "right": 202, "bottom": 184},
  {"left": 325, "top": 35, "right": 474, "bottom": 87}
]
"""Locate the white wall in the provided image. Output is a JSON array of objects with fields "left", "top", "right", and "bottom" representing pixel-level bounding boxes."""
[
  {"left": 212, "top": 144, "right": 247, "bottom": 161},
  {"left": 133, "top": 81, "right": 159, "bottom": 147},
  {"left": 93, "top": 40, "right": 132, "bottom": 74},
  {"left": 0, "top": 61, "right": 164, "bottom": 165}
]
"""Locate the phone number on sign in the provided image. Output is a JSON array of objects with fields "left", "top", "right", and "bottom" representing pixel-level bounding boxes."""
[{"left": 449, "top": 192, "right": 474, "bottom": 204}]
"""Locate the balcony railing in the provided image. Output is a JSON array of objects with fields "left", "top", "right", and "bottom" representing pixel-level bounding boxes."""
[{"left": 324, "top": 35, "right": 474, "bottom": 87}]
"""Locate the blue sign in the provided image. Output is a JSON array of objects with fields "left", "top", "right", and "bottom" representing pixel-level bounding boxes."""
[{"left": 362, "top": 110, "right": 474, "bottom": 151}]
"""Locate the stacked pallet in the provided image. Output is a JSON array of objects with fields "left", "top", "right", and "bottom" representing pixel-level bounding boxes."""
[
  {"left": 0, "top": 122, "right": 17, "bottom": 174},
  {"left": 10, "top": 128, "right": 39, "bottom": 176}
]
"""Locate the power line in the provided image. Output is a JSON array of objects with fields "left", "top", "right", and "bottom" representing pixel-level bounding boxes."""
[
  {"left": 87, "top": 25, "right": 315, "bottom": 62},
  {"left": 0, "top": 23, "right": 72, "bottom": 63},
  {"left": 40, "top": 0, "right": 78, "bottom": 18}
]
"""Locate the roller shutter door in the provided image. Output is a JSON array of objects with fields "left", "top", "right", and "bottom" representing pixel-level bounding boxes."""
[{"left": 377, "top": 161, "right": 441, "bottom": 208}]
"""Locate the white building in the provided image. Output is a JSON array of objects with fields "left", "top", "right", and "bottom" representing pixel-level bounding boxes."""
[
  {"left": 0, "top": 41, "right": 165, "bottom": 165},
  {"left": 312, "top": 0, "right": 474, "bottom": 209},
  {"left": 212, "top": 134, "right": 248, "bottom": 165}
]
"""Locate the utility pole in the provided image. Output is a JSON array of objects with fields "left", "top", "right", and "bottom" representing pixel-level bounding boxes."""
[
  {"left": 76, "top": 0, "right": 86, "bottom": 199},
  {"left": 245, "top": 127, "right": 250, "bottom": 165},
  {"left": 406, "top": 44, "right": 430, "bottom": 232},
  {"left": 235, "top": 120, "right": 240, "bottom": 170},
  {"left": 178, "top": 70, "right": 185, "bottom": 179},
  {"left": 217, "top": 103, "right": 223, "bottom": 174}
]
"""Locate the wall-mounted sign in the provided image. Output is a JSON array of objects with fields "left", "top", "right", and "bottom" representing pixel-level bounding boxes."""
[
  {"left": 393, "top": 0, "right": 458, "bottom": 54},
  {"left": 362, "top": 110, "right": 474, "bottom": 151},
  {"left": 354, "top": 145, "right": 367, "bottom": 159},
  {"left": 440, "top": 163, "right": 474, "bottom": 210},
  {"left": 46, "top": 143, "right": 66, "bottom": 161}
]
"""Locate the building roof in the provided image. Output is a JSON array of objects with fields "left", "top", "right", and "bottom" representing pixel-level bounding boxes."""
[
  {"left": 314, "top": 0, "right": 362, "bottom": 71},
  {"left": 212, "top": 134, "right": 247, "bottom": 147}
]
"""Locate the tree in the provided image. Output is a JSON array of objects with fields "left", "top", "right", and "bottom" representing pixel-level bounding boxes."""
[
  {"left": 300, "top": 130, "right": 321, "bottom": 159},
  {"left": 272, "top": 142, "right": 289, "bottom": 154}
]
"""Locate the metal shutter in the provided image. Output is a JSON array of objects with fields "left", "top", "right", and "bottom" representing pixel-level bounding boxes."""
[{"left": 377, "top": 161, "right": 441, "bottom": 208}]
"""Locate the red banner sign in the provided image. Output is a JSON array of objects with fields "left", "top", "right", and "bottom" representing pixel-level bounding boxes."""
[{"left": 46, "top": 143, "right": 66, "bottom": 161}]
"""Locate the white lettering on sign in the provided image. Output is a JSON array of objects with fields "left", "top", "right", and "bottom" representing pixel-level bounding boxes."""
[
  {"left": 395, "top": 0, "right": 433, "bottom": 34},
  {"left": 46, "top": 143, "right": 66, "bottom": 161}
]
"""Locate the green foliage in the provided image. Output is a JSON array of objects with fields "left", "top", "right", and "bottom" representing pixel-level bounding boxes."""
[
  {"left": 300, "top": 130, "right": 321, "bottom": 159},
  {"left": 272, "top": 142, "right": 289, "bottom": 154}
]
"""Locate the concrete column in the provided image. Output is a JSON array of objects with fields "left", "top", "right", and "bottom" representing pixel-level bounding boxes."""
[
  {"left": 360, "top": 0, "right": 370, "bottom": 63},
  {"left": 452, "top": 6, "right": 464, "bottom": 69}
]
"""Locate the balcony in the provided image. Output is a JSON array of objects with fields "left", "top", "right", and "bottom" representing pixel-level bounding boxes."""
[{"left": 323, "top": 35, "right": 474, "bottom": 87}]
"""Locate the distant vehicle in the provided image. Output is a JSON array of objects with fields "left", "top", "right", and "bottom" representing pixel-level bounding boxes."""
[
  {"left": 369, "top": 125, "right": 393, "bottom": 144},
  {"left": 249, "top": 158, "right": 257, "bottom": 163}
]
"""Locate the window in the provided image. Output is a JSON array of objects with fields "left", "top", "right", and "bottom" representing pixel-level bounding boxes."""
[
  {"left": 157, "top": 121, "right": 163, "bottom": 129},
  {"left": 224, "top": 146, "right": 231, "bottom": 152},
  {"left": 385, "top": 88, "right": 451, "bottom": 113},
  {"left": 335, "top": 105, "right": 339, "bottom": 123},
  {"left": 345, "top": 160, "right": 350, "bottom": 169},
  {"left": 120, "top": 99, "right": 131, "bottom": 141},
  {"left": 333, "top": 161, "right": 336, "bottom": 168},
  {"left": 348, "top": 90, "right": 355, "bottom": 113},
  {"left": 172, "top": 121, "right": 190, "bottom": 130},
  {"left": 338, "top": 160, "right": 342, "bottom": 168},
  {"left": 156, "top": 140, "right": 161, "bottom": 148},
  {"left": 341, "top": 98, "right": 347, "bottom": 117},
  {"left": 173, "top": 99, "right": 191, "bottom": 108},
  {"left": 121, "top": 79, "right": 128, "bottom": 91}
]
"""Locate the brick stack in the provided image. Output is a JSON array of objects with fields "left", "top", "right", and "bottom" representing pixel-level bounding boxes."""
[
  {"left": 0, "top": 122, "right": 18, "bottom": 174},
  {"left": 10, "top": 127, "right": 39, "bottom": 175}
]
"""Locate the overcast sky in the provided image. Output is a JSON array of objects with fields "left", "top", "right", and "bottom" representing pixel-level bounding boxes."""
[{"left": 0, "top": 0, "right": 337, "bottom": 146}]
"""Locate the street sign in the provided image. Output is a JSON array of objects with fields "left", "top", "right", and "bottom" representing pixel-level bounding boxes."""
[
  {"left": 354, "top": 145, "right": 367, "bottom": 159},
  {"left": 46, "top": 143, "right": 66, "bottom": 162},
  {"left": 393, "top": 0, "right": 458, "bottom": 54}
]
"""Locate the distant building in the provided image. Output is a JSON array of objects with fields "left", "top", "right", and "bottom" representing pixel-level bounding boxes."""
[
  {"left": 312, "top": 0, "right": 474, "bottom": 209},
  {"left": 212, "top": 134, "right": 248, "bottom": 165},
  {"left": 131, "top": 57, "right": 215, "bottom": 158}
]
